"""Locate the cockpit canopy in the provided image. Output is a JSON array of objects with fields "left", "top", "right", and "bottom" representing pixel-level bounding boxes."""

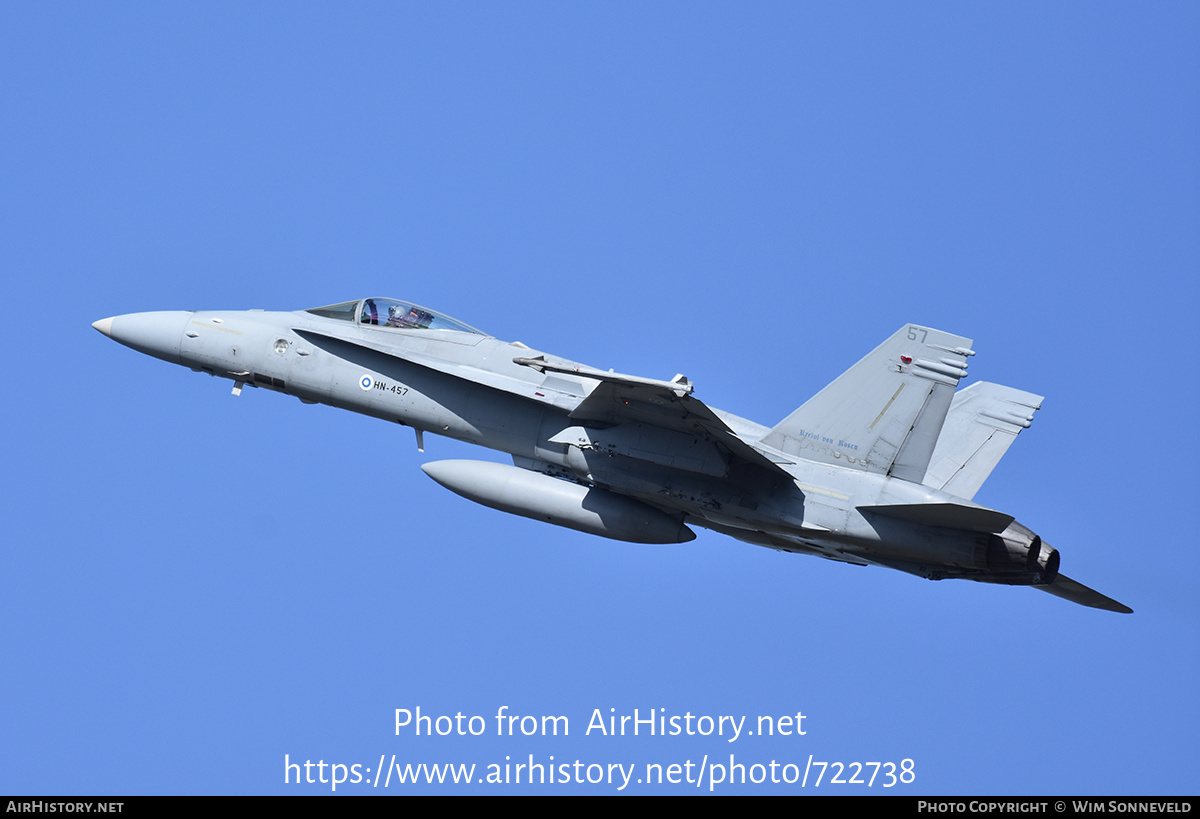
[{"left": 306, "top": 298, "right": 486, "bottom": 335}]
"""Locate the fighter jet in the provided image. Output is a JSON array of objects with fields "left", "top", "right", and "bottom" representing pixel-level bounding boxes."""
[{"left": 92, "top": 298, "right": 1130, "bottom": 613}]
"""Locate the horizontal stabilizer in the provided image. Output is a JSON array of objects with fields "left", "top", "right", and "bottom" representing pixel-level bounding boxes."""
[
  {"left": 858, "top": 502, "right": 1014, "bottom": 533},
  {"left": 924, "top": 382, "right": 1043, "bottom": 500},
  {"left": 1035, "top": 574, "right": 1132, "bottom": 614}
]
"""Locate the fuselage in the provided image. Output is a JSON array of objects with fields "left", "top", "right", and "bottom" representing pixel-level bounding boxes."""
[{"left": 93, "top": 302, "right": 1055, "bottom": 588}]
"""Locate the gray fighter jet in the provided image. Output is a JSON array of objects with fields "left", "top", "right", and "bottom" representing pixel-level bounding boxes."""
[{"left": 93, "top": 298, "right": 1130, "bottom": 613}]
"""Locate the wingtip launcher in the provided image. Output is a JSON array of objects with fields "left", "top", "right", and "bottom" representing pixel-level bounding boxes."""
[{"left": 513, "top": 355, "right": 694, "bottom": 397}]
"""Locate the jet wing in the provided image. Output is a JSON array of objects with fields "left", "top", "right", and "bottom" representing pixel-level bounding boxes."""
[
  {"left": 296, "top": 326, "right": 791, "bottom": 477},
  {"left": 562, "top": 376, "right": 793, "bottom": 478},
  {"left": 513, "top": 355, "right": 693, "bottom": 397}
]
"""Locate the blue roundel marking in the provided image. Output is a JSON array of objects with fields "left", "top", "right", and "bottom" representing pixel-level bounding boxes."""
[{"left": 359, "top": 375, "right": 373, "bottom": 390}]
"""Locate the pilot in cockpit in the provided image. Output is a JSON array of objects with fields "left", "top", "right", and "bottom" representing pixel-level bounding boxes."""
[
  {"left": 388, "top": 304, "right": 433, "bottom": 328},
  {"left": 387, "top": 304, "right": 411, "bottom": 327}
]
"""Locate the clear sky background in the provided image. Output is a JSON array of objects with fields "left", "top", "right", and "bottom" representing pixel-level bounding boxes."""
[{"left": 3, "top": 2, "right": 1197, "bottom": 795}]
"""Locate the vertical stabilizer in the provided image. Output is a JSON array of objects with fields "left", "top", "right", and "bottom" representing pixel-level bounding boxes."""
[
  {"left": 923, "top": 382, "right": 1043, "bottom": 500},
  {"left": 761, "top": 324, "right": 974, "bottom": 479}
]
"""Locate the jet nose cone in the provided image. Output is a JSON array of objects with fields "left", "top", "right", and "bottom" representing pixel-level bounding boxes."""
[{"left": 93, "top": 311, "right": 192, "bottom": 365}]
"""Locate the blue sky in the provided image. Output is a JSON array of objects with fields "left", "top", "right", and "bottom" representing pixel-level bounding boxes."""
[{"left": 3, "top": 2, "right": 1197, "bottom": 795}]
